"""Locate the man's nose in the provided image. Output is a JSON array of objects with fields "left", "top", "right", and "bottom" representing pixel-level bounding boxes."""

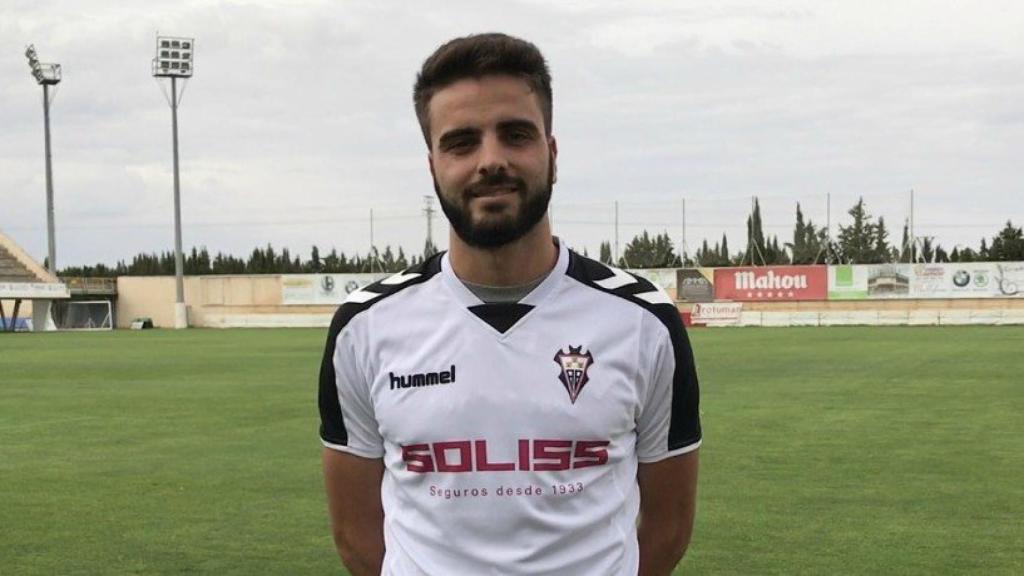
[{"left": 477, "top": 134, "right": 509, "bottom": 176}]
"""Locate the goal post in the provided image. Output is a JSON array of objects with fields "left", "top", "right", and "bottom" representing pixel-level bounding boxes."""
[{"left": 60, "top": 300, "right": 114, "bottom": 331}]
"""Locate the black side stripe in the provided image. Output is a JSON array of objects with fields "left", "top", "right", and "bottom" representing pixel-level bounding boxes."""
[
  {"left": 318, "top": 253, "right": 444, "bottom": 446},
  {"left": 565, "top": 251, "right": 702, "bottom": 451}
]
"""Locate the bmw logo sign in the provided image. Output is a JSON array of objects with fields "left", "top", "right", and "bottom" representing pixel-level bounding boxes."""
[
  {"left": 321, "top": 276, "right": 335, "bottom": 293},
  {"left": 952, "top": 270, "right": 970, "bottom": 287}
]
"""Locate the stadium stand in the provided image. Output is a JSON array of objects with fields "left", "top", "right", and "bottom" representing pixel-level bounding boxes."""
[
  {"left": 0, "top": 245, "right": 38, "bottom": 281},
  {"left": 0, "top": 229, "right": 69, "bottom": 331}
]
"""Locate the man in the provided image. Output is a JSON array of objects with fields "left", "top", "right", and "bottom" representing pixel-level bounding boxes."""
[{"left": 319, "top": 33, "right": 701, "bottom": 576}]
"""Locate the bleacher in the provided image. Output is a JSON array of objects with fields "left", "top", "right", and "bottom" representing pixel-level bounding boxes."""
[
  {"left": 0, "top": 230, "right": 70, "bottom": 331},
  {"left": 0, "top": 244, "right": 43, "bottom": 283}
]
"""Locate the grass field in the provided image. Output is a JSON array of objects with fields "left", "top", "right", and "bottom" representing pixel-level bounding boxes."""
[{"left": 2, "top": 326, "right": 1022, "bottom": 575}]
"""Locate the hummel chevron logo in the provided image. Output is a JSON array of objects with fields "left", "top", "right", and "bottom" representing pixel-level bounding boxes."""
[
  {"left": 594, "top": 264, "right": 673, "bottom": 305},
  {"left": 381, "top": 271, "right": 422, "bottom": 285},
  {"left": 595, "top": 266, "right": 636, "bottom": 290},
  {"left": 343, "top": 270, "right": 422, "bottom": 304}
]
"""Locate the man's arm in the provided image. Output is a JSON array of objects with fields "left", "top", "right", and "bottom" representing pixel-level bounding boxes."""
[
  {"left": 637, "top": 449, "right": 699, "bottom": 576},
  {"left": 322, "top": 448, "right": 385, "bottom": 576}
]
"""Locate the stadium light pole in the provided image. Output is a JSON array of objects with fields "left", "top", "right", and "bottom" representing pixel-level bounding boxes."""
[
  {"left": 25, "top": 44, "right": 61, "bottom": 275},
  {"left": 152, "top": 35, "right": 194, "bottom": 329}
]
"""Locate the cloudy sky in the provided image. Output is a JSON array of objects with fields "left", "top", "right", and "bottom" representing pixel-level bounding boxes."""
[{"left": 2, "top": 0, "right": 1022, "bottom": 268}]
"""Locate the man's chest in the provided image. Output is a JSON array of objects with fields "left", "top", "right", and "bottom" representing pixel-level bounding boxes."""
[{"left": 365, "top": 308, "right": 645, "bottom": 449}]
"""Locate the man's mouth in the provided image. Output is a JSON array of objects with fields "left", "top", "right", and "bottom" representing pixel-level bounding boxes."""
[{"left": 469, "top": 185, "right": 519, "bottom": 199}]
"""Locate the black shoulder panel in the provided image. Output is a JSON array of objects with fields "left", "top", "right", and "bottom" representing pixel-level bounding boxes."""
[
  {"left": 565, "top": 250, "right": 702, "bottom": 451},
  {"left": 318, "top": 253, "right": 445, "bottom": 446}
]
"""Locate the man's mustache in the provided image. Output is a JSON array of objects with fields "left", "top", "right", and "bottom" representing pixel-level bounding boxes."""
[{"left": 464, "top": 173, "right": 527, "bottom": 198}]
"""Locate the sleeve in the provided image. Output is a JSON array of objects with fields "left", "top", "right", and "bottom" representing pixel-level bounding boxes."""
[
  {"left": 318, "top": 308, "right": 385, "bottom": 458},
  {"left": 635, "top": 308, "right": 702, "bottom": 463}
]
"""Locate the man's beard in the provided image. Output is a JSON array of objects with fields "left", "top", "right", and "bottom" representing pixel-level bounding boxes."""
[{"left": 434, "top": 161, "right": 553, "bottom": 249}]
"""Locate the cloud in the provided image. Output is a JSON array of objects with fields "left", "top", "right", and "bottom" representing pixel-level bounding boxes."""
[{"left": 1, "top": 1, "right": 1022, "bottom": 266}]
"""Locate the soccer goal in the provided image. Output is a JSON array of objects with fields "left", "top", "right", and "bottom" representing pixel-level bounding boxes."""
[{"left": 60, "top": 300, "right": 114, "bottom": 331}]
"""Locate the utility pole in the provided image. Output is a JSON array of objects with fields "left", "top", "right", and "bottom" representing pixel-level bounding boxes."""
[
  {"left": 826, "top": 192, "right": 832, "bottom": 264},
  {"left": 370, "top": 208, "right": 376, "bottom": 273},
  {"left": 909, "top": 188, "right": 916, "bottom": 263},
  {"left": 423, "top": 195, "right": 435, "bottom": 250},
  {"left": 680, "top": 197, "right": 687, "bottom": 264},
  {"left": 614, "top": 201, "right": 620, "bottom": 263}
]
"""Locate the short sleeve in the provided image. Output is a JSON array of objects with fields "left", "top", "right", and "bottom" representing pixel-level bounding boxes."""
[
  {"left": 635, "top": 309, "right": 702, "bottom": 462},
  {"left": 318, "top": 309, "right": 384, "bottom": 458}
]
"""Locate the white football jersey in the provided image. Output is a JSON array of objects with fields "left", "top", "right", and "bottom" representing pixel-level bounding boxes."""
[{"left": 319, "top": 240, "right": 701, "bottom": 575}]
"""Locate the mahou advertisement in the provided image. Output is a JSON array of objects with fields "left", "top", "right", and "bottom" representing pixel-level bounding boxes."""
[{"left": 714, "top": 266, "right": 828, "bottom": 301}]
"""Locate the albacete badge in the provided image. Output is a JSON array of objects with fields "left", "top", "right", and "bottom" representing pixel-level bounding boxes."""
[{"left": 554, "top": 346, "right": 594, "bottom": 404}]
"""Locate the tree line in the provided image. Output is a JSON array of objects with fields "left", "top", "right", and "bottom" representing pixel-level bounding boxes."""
[
  {"left": 59, "top": 240, "right": 441, "bottom": 278},
  {"left": 605, "top": 198, "right": 1022, "bottom": 268},
  {"left": 58, "top": 198, "right": 1022, "bottom": 276}
]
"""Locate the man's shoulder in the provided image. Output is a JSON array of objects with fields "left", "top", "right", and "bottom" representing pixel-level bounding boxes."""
[
  {"left": 327, "top": 252, "right": 445, "bottom": 336},
  {"left": 564, "top": 249, "right": 685, "bottom": 343},
  {"left": 565, "top": 249, "right": 673, "bottom": 310}
]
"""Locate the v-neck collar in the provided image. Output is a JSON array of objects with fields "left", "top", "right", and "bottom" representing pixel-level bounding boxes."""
[{"left": 441, "top": 239, "right": 568, "bottom": 333}]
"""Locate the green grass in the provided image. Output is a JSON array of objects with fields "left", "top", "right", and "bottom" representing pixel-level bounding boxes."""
[{"left": 2, "top": 327, "right": 1022, "bottom": 575}]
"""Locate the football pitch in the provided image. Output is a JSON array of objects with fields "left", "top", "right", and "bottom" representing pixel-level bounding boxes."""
[{"left": 2, "top": 326, "right": 1022, "bottom": 575}]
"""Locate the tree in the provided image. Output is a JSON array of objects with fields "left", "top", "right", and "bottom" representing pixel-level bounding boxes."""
[
  {"left": 788, "top": 203, "right": 827, "bottom": 265},
  {"left": 988, "top": 221, "right": 1024, "bottom": 261},
  {"left": 874, "top": 216, "right": 892, "bottom": 263},
  {"left": 695, "top": 235, "right": 732, "bottom": 267},
  {"left": 744, "top": 199, "right": 767, "bottom": 265},
  {"left": 309, "top": 245, "right": 323, "bottom": 273},
  {"left": 422, "top": 238, "right": 439, "bottom": 261},
  {"left": 599, "top": 241, "right": 613, "bottom": 265},
  {"left": 619, "top": 231, "right": 680, "bottom": 268},
  {"left": 836, "top": 198, "right": 893, "bottom": 264},
  {"left": 899, "top": 221, "right": 912, "bottom": 263},
  {"left": 395, "top": 247, "right": 409, "bottom": 271},
  {"left": 919, "top": 237, "right": 935, "bottom": 263}
]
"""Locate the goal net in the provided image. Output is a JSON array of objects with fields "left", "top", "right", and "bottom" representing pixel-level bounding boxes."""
[{"left": 60, "top": 300, "right": 114, "bottom": 331}]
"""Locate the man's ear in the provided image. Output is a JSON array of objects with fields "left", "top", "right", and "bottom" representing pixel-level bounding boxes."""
[{"left": 549, "top": 136, "right": 558, "bottom": 184}]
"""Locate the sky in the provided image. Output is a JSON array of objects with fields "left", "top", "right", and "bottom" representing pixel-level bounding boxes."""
[{"left": 2, "top": 0, "right": 1022, "bottom": 268}]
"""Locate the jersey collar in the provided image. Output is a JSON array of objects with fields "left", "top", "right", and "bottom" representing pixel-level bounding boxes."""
[{"left": 441, "top": 238, "right": 569, "bottom": 309}]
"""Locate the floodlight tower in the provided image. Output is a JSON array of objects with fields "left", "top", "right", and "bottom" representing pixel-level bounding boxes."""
[
  {"left": 24, "top": 44, "right": 61, "bottom": 275},
  {"left": 152, "top": 35, "right": 194, "bottom": 329}
]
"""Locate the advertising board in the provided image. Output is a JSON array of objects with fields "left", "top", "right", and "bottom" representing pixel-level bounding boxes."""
[
  {"left": 677, "top": 268, "right": 715, "bottom": 302},
  {"left": 281, "top": 273, "right": 386, "bottom": 305},
  {"left": 714, "top": 266, "right": 827, "bottom": 301},
  {"left": 909, "top": 262, "right": 1024, "bottom": 299},
  {"left": 0, "top": 282, "right": 70, "bottom": 299},
  {"left": 828, "top": 265, "right": 867, "bottom": 299},
  {"left": 828, "top": 264, "right": 911, "bottom": 300},
  {"left": 631, "top": 269, "right": 678, "bottom": 300},
  {"left": 827, "top": 262, "right": 1024, "bottom": 300},
  {"left": 993, "top": 263, "right": 1024, "bottom": 297},
  {"left": 691, "top": 302, "right": 743, "bottom": 325}
]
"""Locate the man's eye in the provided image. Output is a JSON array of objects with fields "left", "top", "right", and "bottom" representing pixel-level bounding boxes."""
[
  {"left": 505, "top": 131, "right": 531, "bottom": 144},
  {"left": 446, "top": 140, "right": 473, "bottom": 152}
]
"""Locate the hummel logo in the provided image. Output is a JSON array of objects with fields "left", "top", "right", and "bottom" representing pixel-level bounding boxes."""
[{"left": 389, "top": 365, "right": 456, "bottom": 390}]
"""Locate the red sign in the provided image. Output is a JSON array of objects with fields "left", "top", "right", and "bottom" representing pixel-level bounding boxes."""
[{"left": 714, "top": 266, "right": 827, "bottom": 301}]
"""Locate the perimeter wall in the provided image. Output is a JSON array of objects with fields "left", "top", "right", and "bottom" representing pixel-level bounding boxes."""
[{"left": 115, "top": 262, "right": 1024, "bottom": 328}]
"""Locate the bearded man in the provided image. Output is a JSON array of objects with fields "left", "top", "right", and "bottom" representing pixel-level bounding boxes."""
[{"left": 319, "top": 33, "right": 701, "bottom": 576}]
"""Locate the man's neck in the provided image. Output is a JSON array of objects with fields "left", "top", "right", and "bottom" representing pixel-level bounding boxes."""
[{"left": 447, "top": 217, "right": 558, "bottom": 287}]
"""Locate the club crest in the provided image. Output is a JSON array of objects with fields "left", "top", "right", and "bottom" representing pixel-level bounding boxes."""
[{"left": 554, "top": 346, "right": 594, "bottom": 404}]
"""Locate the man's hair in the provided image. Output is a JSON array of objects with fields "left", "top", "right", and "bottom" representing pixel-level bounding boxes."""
[{"left": 413, "top": 33, "right": 552, "bottom": 148}]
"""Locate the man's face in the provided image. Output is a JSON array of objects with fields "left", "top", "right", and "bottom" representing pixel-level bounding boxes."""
[{"left": 427, "top": 75, "right": 556, "bottom": 249}]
